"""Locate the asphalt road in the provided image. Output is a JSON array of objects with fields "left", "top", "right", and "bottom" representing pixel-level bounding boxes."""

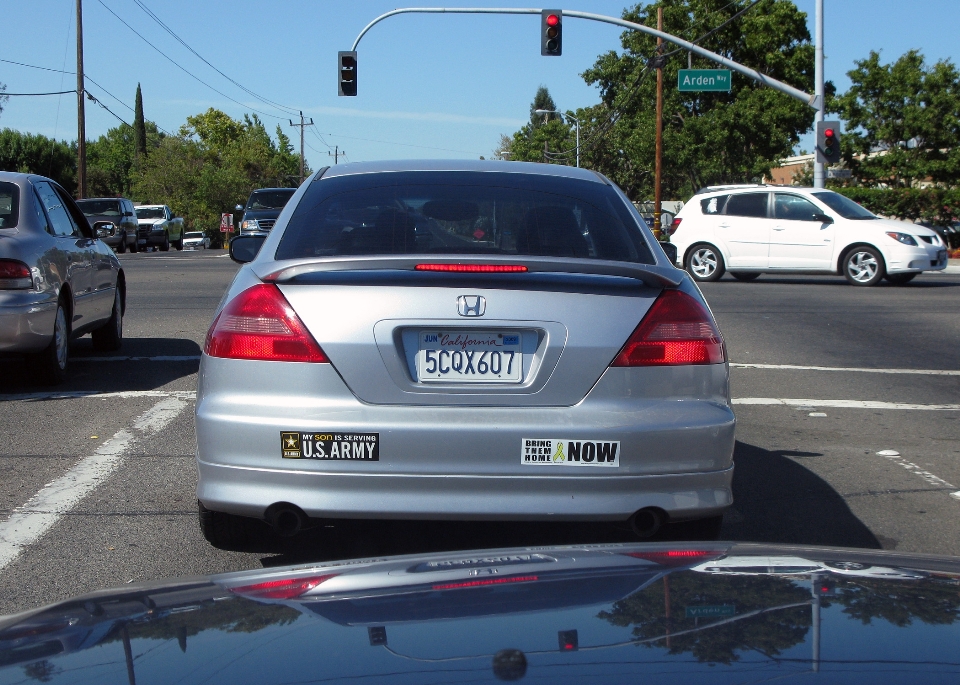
[{"left": 1, "top": 250, "right": 958, "bottom": 615}]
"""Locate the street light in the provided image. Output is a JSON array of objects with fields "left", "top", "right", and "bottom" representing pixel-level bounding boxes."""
[{"left": 534, "top": 109, "right": 580, "bottom": 168}]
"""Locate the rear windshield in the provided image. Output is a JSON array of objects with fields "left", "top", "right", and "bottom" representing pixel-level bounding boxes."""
[
  {"left": 276, "top": 172, "right": 654, "bottom": 264},
  {"left": 0, "top": 182, "right": 19, "bottom": 228},
  {"left": 812, "top": 191, "right": 877, "bottom": 220},
  {"left": 136, "top": 206, "right": 165, "bottom": 219},
  {"left": 185, "top": 232, "right": 203, "bottom": 239},
  {"left": 76, "top": 199, "right": 121, "bottom": 217},
  {"left": 247, "top": 189, "right": 295, "bottom": 210}
]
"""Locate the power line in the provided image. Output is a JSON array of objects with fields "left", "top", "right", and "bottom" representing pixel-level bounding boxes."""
[
  {"left": 131, "top": 0, "right": 299, "bottom": 116},
  {"left": 2, "top": 90, "right": 78, "bottom": 96},
  {"left": 318, "top": 132, "right": 486, "bottom": 156},
  {"left": 85, "top": 91, "right": 131, "bottom": 127},
  {"left": 95, "top": 0, "right": 288, "bottom": 120}
]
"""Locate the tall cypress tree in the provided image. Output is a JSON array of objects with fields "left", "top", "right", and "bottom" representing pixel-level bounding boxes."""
[{"left": 133, "top": 83, "right": 147, "bottom": 162}]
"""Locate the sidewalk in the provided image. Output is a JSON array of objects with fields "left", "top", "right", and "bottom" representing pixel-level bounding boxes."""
[{"left": 945, "top": 259, "right": 960, "bottom": 274}]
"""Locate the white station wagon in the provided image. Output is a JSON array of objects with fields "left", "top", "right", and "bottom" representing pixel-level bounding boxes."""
[{"left": 670, "top": 185, "right": 948, "bottom": 286}]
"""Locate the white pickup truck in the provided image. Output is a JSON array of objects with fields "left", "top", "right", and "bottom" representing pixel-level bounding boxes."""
[{"left": 134, "top": 204, "right": 185, "bottom": 251}]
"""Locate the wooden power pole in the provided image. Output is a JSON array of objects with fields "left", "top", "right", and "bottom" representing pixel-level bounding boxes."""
[
  {"left": 288, "top": 111, "right": 314, "bottom": 184},
  {"left": 76, "top": 0, "right": 87, "bottom": 198},
  {"left": 653, "top": 6, "right": 663, "bottom": 239}
]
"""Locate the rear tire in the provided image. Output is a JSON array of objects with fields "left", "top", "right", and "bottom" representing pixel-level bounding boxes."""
[
  {"left": 174, "top": 235, "right": 183, "bottom": 250},
  {"left": 130, "top": 238, "right": 139, "bottom": 253},
  {"left": 30, "top": 300, "right": 70, "bottom": 385},
  {"left": 885, "top": 272, "right": 916, "bottom": 285},
  {"left": 160, "top": 232, "right": 170, "bottom": 252},
  {"left": 731, "top": 272, "right": 760, "bottom": 281},
  {"left": 199, "top": 502, "right": 255, "bottom": 549},
  {"left": 116, "top": 234, "right": 127, "bottom": 253},
  {"left": 685, "top": 244, "right": 726, "bottom": 282},
  {"left": 843, "top": 246, "right": 885, "bottom": 286},
  {"left": 92, "top": 288, "right": 123, "bottom": 352}
]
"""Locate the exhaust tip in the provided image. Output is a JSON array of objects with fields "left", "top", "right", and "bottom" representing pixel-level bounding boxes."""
[
  {"left": 630, "top": 508, "right": 665, "bottom": 539},
  {"left": 265, "top": 503, "right": 307, "bottom": 537}
]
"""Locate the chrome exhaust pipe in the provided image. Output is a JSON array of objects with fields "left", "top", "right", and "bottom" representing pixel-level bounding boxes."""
[
  {"left": 630, "top": 508, "right": 664, "bottom": 538},
  {"left": 266, "top": 503, "right": 307, "bottom": 537}
]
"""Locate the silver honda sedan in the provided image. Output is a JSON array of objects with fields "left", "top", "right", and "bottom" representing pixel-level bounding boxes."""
[
  {"left": 0, "top": 172, "right": 125, "bottom": 384},
  {"left": 196, "top": 160, "right": 734, "bottom": 546}
]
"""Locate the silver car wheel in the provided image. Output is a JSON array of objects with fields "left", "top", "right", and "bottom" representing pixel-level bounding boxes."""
[
  {"left": 847, "top": 251, "right": 878, "bottom": 282},
  {"left": 54, "top": 306, "right": 68, "bottom": 371},
  {"left": 690, "top": 248, "right": 718, "bottom": 278}
]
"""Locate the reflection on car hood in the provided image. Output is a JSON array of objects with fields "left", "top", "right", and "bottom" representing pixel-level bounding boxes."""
[
  {"left": 874, "top": 217, "right": 939, "bottom": 235},
  {"left": 1, "top": 543, "right": 959, "bottom": 683}
]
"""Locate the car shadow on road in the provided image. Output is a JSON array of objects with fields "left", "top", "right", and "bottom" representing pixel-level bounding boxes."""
[
  {"left": 722, "top": 440, "right": 881, "bottom": 548},
  {"left": 716, "top": 275, "right": 960, "bottom": 288},
  {"left": 0, "top": 337, "right": 201, "bottom": 397}
]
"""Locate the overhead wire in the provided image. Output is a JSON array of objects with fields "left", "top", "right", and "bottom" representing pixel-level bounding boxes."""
[
  {"left": 95, "top": 0, "right": 288, "bottom": 120},
  {"left": 130, "top": 0, "right": 299, "bottom": 116},
  {"left": 1, "top": 90, "right": 78, "bottom": 96}
]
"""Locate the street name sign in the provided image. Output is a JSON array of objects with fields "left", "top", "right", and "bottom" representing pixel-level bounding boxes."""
[
  {"left": 827, "top": 168, "right": 852, "bottom": 179},
  {"left": 678, "top": 69, "right": 731, "bottom": 92},
  {"left": 685, "top": 605, "right": 736, "bottom": 618}
]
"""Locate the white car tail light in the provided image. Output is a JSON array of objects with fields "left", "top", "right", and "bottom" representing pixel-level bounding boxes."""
[
  {"left": 0, "top": 260, "right": 32, "bottom": 290},
  {"left": 229, "top": 573, "right": 338, "bottom": 599},
  {"left": 611, "top": 290, "right": 725, "bottom": 366},
  {"left": 204, "top": 284, "right": 329, "bottom": 362}
]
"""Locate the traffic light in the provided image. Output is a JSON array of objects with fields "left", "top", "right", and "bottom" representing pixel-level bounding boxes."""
[
  {"left": 813, "top": 579, "right": 837, "bottom": 597},
  {"left": 816, "top": 120, "right": 841, "bottom": 164},
  {"left": 339, "top": 51, "right": 357, "bottom": 97},
  {"left": 541, "top": 10, "right": 562, "bottom": 56}
]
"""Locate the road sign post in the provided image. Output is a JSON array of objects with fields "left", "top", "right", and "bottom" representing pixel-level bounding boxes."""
[{"left": 677, "top": 69, "right": 731, "bottom": 92}]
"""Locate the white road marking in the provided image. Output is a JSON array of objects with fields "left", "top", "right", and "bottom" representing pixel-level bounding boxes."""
[
  {"left": 874, "top": 450, "right": 960, "bottom": 501},
  {"left": 72, "top": 355, "right": 201, "bottom": 363},
  {"left": 0, "top": 396, "right": 190, "bottom": 572},
  {"left": 734, "top": 398, "right": 960, "bottom": 410},
  {"left": 731, "top": 363, "right": 960, "bottom": 376},
  {"left": 1, "top": 390, "right": 195, "bottom": 402}
]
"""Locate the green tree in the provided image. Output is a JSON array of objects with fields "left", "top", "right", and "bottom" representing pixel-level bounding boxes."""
[
  {"left": 530, "top": 85, "right": 559, "bottom": 129},
  {"left": 0, "top": 82, "right": 8, "bottom": 119},
  {"left": 830, "top": 50, "right": 960, "bottom": 187},
  {"left": 506, "top": 87, "right": 576, "bottom": 164},
  {"left": 133, "top": 83, "right": 147, "bottom": 163},
  {"left": 506, "top": 1, "right": 816, "bottom": 199},
  {"left": 0, "top": 128, "right": 76, "bottom": 192},
  {"left": 87, "top": 120, "right": 163, "bottom": 197}
]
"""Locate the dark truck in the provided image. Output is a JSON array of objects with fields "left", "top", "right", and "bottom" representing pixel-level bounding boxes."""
[
  {"left": 75, "top": 197, "right": 139, "bottom": 253},
  {"left": 236, "top": 188, "right": 296, "bottom": 236}
]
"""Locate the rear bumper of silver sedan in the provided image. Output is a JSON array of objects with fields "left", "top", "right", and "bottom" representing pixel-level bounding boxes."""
[
  {"left": 0, "top": 292, "right": 56, "bottom": 354},
  {"left": 195, "top": 357, "right": 736, "bottom": 523}
]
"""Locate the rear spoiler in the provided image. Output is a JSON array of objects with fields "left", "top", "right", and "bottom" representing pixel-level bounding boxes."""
[{"left": 261, "top": 256, "right": 684, "bottom": 289}]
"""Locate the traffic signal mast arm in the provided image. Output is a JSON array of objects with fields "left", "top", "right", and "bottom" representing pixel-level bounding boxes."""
[{"left": 347, "top": 7, "right": 820, "bottom": 109}]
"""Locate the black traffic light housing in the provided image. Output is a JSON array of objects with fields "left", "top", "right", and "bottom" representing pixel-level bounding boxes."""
[
  {"left": 558, "top": 629, "right": 578, "bottom": 651},
  {"left": 813, "top": 579, "right": 837, "bottom": 597},
  {"left": 339, "top": 51, "right": 357, "bottom": 97},
  {"left": 541, "top": 10, "right": 562, "bottom": 56},
  {"left": 816, "top": 120, "right": 841, "bottom": 164}
]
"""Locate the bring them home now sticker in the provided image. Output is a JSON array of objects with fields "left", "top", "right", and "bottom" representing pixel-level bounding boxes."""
[{"left": 521, "top": 439, "right": 619, "bottom": 467}]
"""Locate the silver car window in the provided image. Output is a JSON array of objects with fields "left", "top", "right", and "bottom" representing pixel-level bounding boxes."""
[
  {"left": 700, "top": 194, "right": 729, "bottom": 215},
  {"left": 34, "top": 181, "right": 79, "bottom": 237},
  {"left": 0, "top": 182, "right": 19, "bottom": 229}
]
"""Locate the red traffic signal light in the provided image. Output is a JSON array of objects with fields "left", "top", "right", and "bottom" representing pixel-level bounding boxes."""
[
  {"left": 541, "top": 10, "right": 562, "bottom": 56},
  {"left": 824, "top": 128, "right": 835, "bottom": 138},
  {"left": 546, "top": 13, "right": 559, "bottom": 26}
]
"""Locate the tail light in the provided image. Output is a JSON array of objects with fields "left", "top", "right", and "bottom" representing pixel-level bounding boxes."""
[
  {"left": 611, "top": 290, "right": 725, "bottom": 366},
  {"left": 667, "top": 217, "right": 682, "bottom": 235},
  {"left": 623, "top": 550, "right": 722, "bottom": 567},
  {"left": 415, "top": 264, "right": 528, "bottom": 273},
  {"left": 432, "top": 575, "right": 538, "bottom": 590},
  {"left": 229, "top": 573, "right": 338, "bottom": 600},
  {"left": 0, "top": 260, "right": 32, "bottom": 289},
  {"left": 204, "top": 284, "right": 329, "bottom": 362}
]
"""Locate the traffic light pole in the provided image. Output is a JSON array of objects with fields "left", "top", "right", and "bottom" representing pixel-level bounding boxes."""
[
  {"left": 348, "top": 7, "right": 821, "bottom": 109},
  {"left": 813, "top": 0, "right": 825, "bottom": 188},
  {"left": 653, "top": 6, "right": 663, "bottom": 239}
]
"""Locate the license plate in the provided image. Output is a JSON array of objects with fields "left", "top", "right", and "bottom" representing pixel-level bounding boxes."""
[{"left": 417, "top": 331, "right": 521, "bottom": 383}]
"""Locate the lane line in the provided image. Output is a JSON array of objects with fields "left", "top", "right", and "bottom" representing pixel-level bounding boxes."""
[
  {"left": 731, "top": 363, "right": 960, "bottom": 376},
  {"left": 0, "top": 396, "right": 190, "bottom": 572},
  {"left": 1, "top": 390, "right": 195, "bottom": 402},
  {"left": 733, "top": 398, "right": 960, "bottom": 410},
  {"left": 72, "top": 355, "right": 201, "bottom": 363},
  {"left": 874, "top": 450, "right": 960, "bottom": 501}
]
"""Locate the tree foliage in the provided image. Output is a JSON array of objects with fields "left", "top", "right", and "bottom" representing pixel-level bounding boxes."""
[
  {"left": 0, "top": 128, "right": 76, "bottom": 192},
  {"left": 87, "top": 119, "right": 163, "bottom": 198},
  {"left": 0, "top": 82, "right": 7, "bottom": 119},
  {"left": 530, "top": 85, "right": 559, "bottom": 129},
  {"left": 829, "top": 50, "right": 960, "bottom": 187},
  {"left": 133, "top": 83, "right": 147, "bottom": 162}
]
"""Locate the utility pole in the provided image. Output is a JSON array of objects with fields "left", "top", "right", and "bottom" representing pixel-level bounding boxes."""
[
  {"left": 328, "top": 145, "right": 345, "bottom": 164},
  {"left": 76, "top": 0, "right": 87, "bottom": 199},
  {"left": 813, "top": 0, "right": 825, "bottom": 188},
  {"left": 652, "top": 6, "right": 664, "bottom": 239},
  {"left": 288, "top": 111, "right": 314, "bottom": 184}
]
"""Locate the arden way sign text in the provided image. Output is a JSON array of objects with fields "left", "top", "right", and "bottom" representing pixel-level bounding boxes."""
[{"left": 678, "top": 69, "right": 731, "bottom": 92}]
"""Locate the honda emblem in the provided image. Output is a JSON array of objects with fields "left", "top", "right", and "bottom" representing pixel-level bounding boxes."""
[{"left": 457, "top": 295, "right": 486, "bottom": 317}]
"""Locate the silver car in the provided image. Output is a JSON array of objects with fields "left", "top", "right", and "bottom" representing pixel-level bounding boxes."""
[
  {"left": 196, "top": 160, "right": 734, "bottom": 546},
  {"left": 0, "top": 172, "right": 125, "bottom": 384}
]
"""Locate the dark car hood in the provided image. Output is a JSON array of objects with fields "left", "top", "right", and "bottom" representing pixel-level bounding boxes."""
[
  {"left": 241, "top": 208, "right": 284, "bottom": 222},
  {"left": 2, "top": 542, "right": 959, "bottom": 683}
]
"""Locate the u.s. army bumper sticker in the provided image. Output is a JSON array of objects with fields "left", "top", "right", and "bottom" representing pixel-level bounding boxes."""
[
  {"left": 281, "top": 432, "right": 379, "bottom": 460},
  {"left": 522, "top": 439, "right": 619, "bottom": 466}
]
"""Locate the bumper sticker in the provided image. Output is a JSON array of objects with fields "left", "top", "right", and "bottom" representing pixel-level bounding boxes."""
[
  {"left": 521, "top": 439, "right": 619, "bottom": 467},
  {"left": 281, "top": 432, "right": 379, "bottom": 460}
]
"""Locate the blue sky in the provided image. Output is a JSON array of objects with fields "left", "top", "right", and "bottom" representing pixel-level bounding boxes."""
[{"left": 1, "top": 0, "right": 957, "bottom": 168}]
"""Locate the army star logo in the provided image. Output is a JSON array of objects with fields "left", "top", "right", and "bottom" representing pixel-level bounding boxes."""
[{"left": 281, "top": 432, "right": 300, "bottom": 451}]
